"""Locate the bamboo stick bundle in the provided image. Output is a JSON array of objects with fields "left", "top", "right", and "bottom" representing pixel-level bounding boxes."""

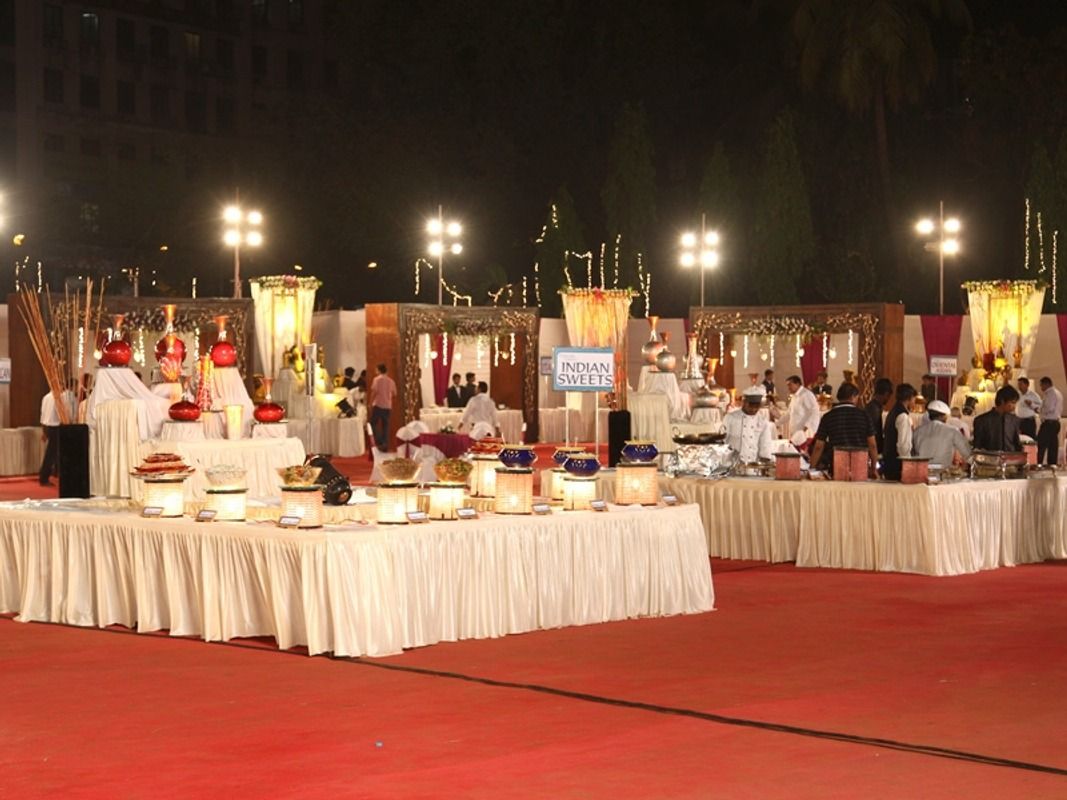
[{"left": 17, "top": 286, "right": 72, "bottom": 425}]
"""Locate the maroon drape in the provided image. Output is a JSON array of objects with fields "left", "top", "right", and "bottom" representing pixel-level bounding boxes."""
[
  {"left": 431, "top": 334, "right": 456, "bottom": 405},
  {"left": 799, "top": 337, "right": 822, "bottom": 386},
  {"left": 1056, "top": 316, "right": 1067, "bottom": 383},
  {"left": 919, "top": 315, "right": 964, "bottom": 401}
]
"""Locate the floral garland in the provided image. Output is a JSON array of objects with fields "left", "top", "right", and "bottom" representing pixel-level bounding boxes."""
[
  {"left": 559, "top": 287, "right": 639, "bottom": 300},
  {"left": 249, "top": 275, "right": 322, "bottom": 292},
  {"left": 692, "top": 312, "right": 825, "bottom": 338},
  {"left": 961, "top": 279, "right": 1046, "bottom": 297}
]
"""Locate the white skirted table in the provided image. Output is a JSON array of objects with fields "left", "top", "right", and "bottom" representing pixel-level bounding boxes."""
[
  {"left": 627, "top": 393, "right": 674, "bottom": 453},
  {"left": 209, "top": 367, "right": 255, "bottom": 438},
  {"left": 0, "top": 502, "right": 714, "bottom": 659},
  {"left": 288, "top": 415, "right": 366, "bottom": 457},
  {"left": 420, "top": 407, "right": 525, "bottom": 442},
  {"left": 136, "top": 437, "right": 307, "bottom": 500},
  {"left": 538, "top": 407, "right": 584, "bottom": 443},
  {"left": 0, "top": 427, "right": 47, "bottom": 476},
  {"left": 637, "top": 366, "right": 688, "bottom": 421},
  {"left": 86, "top": 367, "right": 170, "bottom": 440},
  {"left": 602, "top": 474, "right": 1067, "bottom": 576}
]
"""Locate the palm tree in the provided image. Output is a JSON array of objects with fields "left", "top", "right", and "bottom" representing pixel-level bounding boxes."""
[{"left": 791, "top": 0, "right": 971, "bottom": 234}]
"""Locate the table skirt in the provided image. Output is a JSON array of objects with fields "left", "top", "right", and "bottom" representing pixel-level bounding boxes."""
[
  {"left": 0, "top": 503, "right": 714, "bottom": 658},
  {"left": 0, "top": 427, "right": 46, "bottom": 476}
]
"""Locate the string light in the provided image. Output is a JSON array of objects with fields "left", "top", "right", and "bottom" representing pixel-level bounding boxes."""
[
  {"left": 1053, "top": 230, "right": 1059, "bottom": 305},
  {"left": 77, "top": 326, "right": 85, "bottom": 370},
  {"left": 422, "top": 334, "right": 431, "bottom": 369},
  {"left": 718, "top": 332, "right": 725, "bottom": 362},
  {"left": 563, "top": 250, "right": 573, "bottom": 287},
  {"left": 1037, "top": 212, "right": 1046, "bottom": 273},
  {"left": 822, "top": 333, "right": 828, "bottom": 367},
  {"left": 493, "top": 335, "right": 500, "bottom": 367},
  {"left": 598, "top": 243, "right": 606, "bottom": 287},
  {"left": 847, "top": 330, "right": 854, "bottom": 365},
  {"left": 440, "top": 279, "right": 472, "bottom": 306},
  {"left": 770, "top": 334, "right": 775, "bottom": 365},
  {"left": 795, "top": 334, "right": 802, "bottom": 367},
  {"left": 1024, "top": 198, "right": 1031, "bottom": 271},
  {"left": 476, "top": 335, "right": 485, "bottom": 370},
  {"left": 613, "top": 234, "right": 621, "bottom": 287},
  {"left": 193, "top": 326, "right": 200, "bottom": 361},
  {"left": 742, "top": 335, "right": 749, "bottom": 369},
  {"left": 509, "top": 333, "right": 516, "bottom": 365},
  {"left": 136, "top": 328, "right": 146, "bottom": 365},
  {"left": 442, "top": 331, "right": 449, "bottom": 366},
  {"left": 533, "top": 263, "right": 541, "bottom": 306},
  {"left": 522, "top": 276, "right": 527, "bottom": 306}
]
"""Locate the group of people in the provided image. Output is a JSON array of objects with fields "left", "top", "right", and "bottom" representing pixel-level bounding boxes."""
[{"left": 722, "top": 370, "right": 1065, "bottom": 479}]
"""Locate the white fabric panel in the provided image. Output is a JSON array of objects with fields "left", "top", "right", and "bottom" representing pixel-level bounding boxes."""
[
  {"left": 86, "top": 368, "right": 170, "bottom": 439},
  {"left": 252, "top": 422, "right": 289, "bottom": 439},
  {"left": 0, "top": 427, "right": 46, "bottom": 476},
  {"left": 311, "top": 309, "right": 365, "bottom": 379},
  {"left": 210, "top": 367, "right": 255, "bottom": 437},
  {"left": 538, "top": 407, "right": 582, "bottom": 443},
  {"left": 89, "top": 400, "right": 143, "bottom": 497},
  {"left": 160, "top": 421, "right": 206, "bottom": 442},
  {"left": 0, "top": 502, "right": 714, "bottom": 658},
  {"left": 627, "top": 393, "right": 673, "bottom": 453}
]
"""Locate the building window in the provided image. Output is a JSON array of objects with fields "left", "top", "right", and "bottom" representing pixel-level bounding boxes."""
[
  {"left": 43, "top": 68, "right": 64, "bottom": 104},
  {"left": 288, "top": 0, "right": 303, "bottom": 28},
  {"left": 323, "top": 58, "right": 337, "bottom": 89},
  {"left": 79, "top": 75, "right": 100, "bottom": 109},
  {"left": 43, "top": 4, "right": 64, "bottom": 46},
  {"left": 286, "top": 50, "right": 303, "bottom": 88},
  {"left": 0, "top": 0, "right": 14, "bottom": 47},
  {"left": 150, "top": 84, "right": 170, "bottom": 123},
  {"left": 252, "top": 46, "right": 267, "bottom": 84},
  {"left": 150, "top": 25, "right": 169, "bottom": 64},
  {"left": 80, "top": 11, "right": 100, "bottom": 51},
  {"left": 216, "top": 95, "right": 234, "bottom": 133},
  {"left": 80, "top": 138, "right": 102, "bottom": 157},
  {"left": 117, "top": 142, "right": 136, "bottom": 161},
  {"left": 116, "top": 17, "right": 135, "bottom": 59},
  {"left": 44, "top": 133, "right": 65, "bottom": 153},
  {"left": 185, "top": 31, "right": 200, "bottom": 64},
  {"left": 185, "top": 90, "right": 206, "bottom": 131},
  {"left": 251, "top": 0, "right": 269, "bottom": 28},
  {"left": 216, "top": 37, "right": 234, "bottom": 75},
  {"left": 117, "top": 80, "right": 135, "bottom": 115}
]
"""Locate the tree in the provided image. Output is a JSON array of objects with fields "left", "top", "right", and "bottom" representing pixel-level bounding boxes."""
[
  {"left": 601, "top": 102, "right": 657, "bottom": 290},
  {"left": 697, "top": 141, "right": 743, "bottom": 305},
  {"left": 749, "top": 109, "right": 817, "bottom": 303},
  {"left": 534, "top": 186, "right": 586, "bottom": 316},
  {"left": 791, "top": 0, "right": 972, "bottom": 243}
]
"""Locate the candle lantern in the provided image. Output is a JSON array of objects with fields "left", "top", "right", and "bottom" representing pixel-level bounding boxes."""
[
  {"left": 562, "top": 474, "right": 598, "bottom": 511},
  {"left": 470, "top": 454, "right": 498, "bottom": 498},
  {"left": 205, "top": 488, "right": 247, "bottom": 521},
  {"left": 280, "top": 485, "right": 324, "bottom": 528},
  {"left": 494, "top": 468, "right": 533, "bottom": 514},
  {"left": 427, "top": 482, "right": 467, "bottom": 520},
  {"left": 141, "top": 477, "right": 187, "bottom": 517},
  {"left": 224, "top": 404, "right": 244, "bottom": 440},
  {"left": 615, "top": 462, "right": 659, "bottom": 505},
  {"left": 376, "top": 481, "right": 419, "bottom": 524}
]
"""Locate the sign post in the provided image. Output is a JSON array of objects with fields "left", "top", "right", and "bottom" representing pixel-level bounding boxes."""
[
  {"left": 553, "top": 347, "right": 615, "bottom": 456},
  {"left": 929, "top": 355, "right": 958, "bottom": 402}
]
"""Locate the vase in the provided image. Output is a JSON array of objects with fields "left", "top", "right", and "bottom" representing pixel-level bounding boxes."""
[
  {"left": 641, "top": 315, "right": 665, "bottom": 365},
  {"left": 254, "top": 377, "right": 285, "bottom": 423},
  {"left": 154, "top": 304, "right": 186, "bottom": 366},
  {"left": 209, "top": 314, "right": 238, "bottom": 368},
  {"left": 100, "top": 314, "right": 133, "bottom": 368},
  {"left": 681, "top": 333, "right": 703, "bottom": 379},
  {"left": 562, "top": 453, "right": 600, "bottom": 477},
  {"left": 655, "top": 331, "right": 676, "bottom": 372},
  {"left": 195, "top": 355, "right": 214, "bottom": 411},
  {"left": 621, "top": 440, "right": 658, "bottom": 463}
]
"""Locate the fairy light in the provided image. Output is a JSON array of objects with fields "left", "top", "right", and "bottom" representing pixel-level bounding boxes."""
[
  {"left": 613, "top": 234, "right": 621, "bottom": 287},
  {"left": 563, "top": 250, "right": 573, "bottom": 287},
  {"left": 822, "top": 333, "right": 829, "bottom": 367},
  {"left": 718, "top": 332, "right": 725, "bottom": 361},
  {"left": 770, "top": 334, "right": 775, "bottom": 365},
  {"left": 522, "top": 275, "right": 528, "bottom": 306},
  {"left": 534, "top": 262, "right": 542, "bottom": 306},
  {"left": 1053, "top": 230, "right": 1059, "bottom": 305},
  {"left": 847, "top": 330, "right": 854, "bottom": 365},
  {"left": 795, "top": 334, "right": 802, "bottom": 367},
  {"left": 742, "top": 335, "right": 750, "bottom": 369},
  {"left": 493, "top": 335, "right": 500, "bottom": 367},
  {"left": 77, "top": 326, "right": 85, "bottom": 369},
  {"left": 476, "top": 335, "right": 485, "bottom": 370},
  {"left": 193, "top": 326, "right": 200, "bottom": 360},
  {"left": 509, "top": 332, "right": 516, "bottom": 365},
  {"left": 441, "top": 279, "right": 472, "bottom": 307},
  {"left": 1024, "top": 198, "right": 1031, "bottom": 271},
  {"left": 1037, "top": 212, "right": 1046, "bottom": 273},
  {"left": 442, "top": 331, "right": 449, "bottom": 366},
  {"left": 598, "top": 243, "right": 606, "bottom": 287},
  {"left": 422, "top": 334, "right": 431, "bottom": 369},
  {"left": 36, "top": 261, "right": 42, "bottom": 292},
  {"left": 136, "top": 328, "right": 146, "bottom": 365}
]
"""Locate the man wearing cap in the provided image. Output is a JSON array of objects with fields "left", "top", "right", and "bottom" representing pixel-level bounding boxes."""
[
  {"left": 724, "top": 386, "right": 774, "bottom": 462},
  {"left": 913, "top": 400, "right": 972, "bottom": 467},
  {"left": 808, "top": 383, "right": 878, "bottom": 478}
]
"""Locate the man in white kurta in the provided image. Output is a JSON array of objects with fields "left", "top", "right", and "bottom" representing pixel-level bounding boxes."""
[
  {"left": 913, "top": 400, "right": 971, "bottom": 467},
  {"left": 724, "top": 386, "right": 774, "bottom": 462},
  {"left": 785, "top": 375, "right": 821, "bottom": 447},
  {"left": 460, "top": 381, "right": 500, "bottom": 434}
]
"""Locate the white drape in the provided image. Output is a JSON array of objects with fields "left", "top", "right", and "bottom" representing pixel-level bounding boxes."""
[{"left": 250, "top": 278, "right": 319, "bottom": 379}]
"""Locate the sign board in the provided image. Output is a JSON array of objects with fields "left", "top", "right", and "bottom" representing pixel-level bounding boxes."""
[
  {"left": 539, "top": 356, "right": 553, "bottom": 376},
  {"left": 0, "top": 357, "right": 10, "bottom": 384},
  {"left": 552, "top": 347, "right": 614, "bottom": 393},
  {"left": 406, "top": 511, "right": 430, "bottom": 524},
  {"left": 195, "top": 509, "right": 217, "bottom": 522},
  {"left": 456, "top": 507, "right": 479, "bottom": 520},
  {"left": 531, "top": 502, "right": 552, "bottom": 515},
  {"left": 278, "top": 515, "right": 302, "bottom": 528},
  {"left": 929, "top": 356, "right": 958, "bottom": 378}
]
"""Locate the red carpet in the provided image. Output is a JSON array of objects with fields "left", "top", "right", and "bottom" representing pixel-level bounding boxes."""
[{"left": 3, "top": 559, "right": 1067, "bottom": 797}]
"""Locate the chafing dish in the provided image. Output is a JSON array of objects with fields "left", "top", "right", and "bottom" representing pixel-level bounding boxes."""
[
  {"left": 970, "top": 449, "right": 1027, "bottom": 480},
  {"left": 663, "top": 444, "right": 737, "bottom": 478}
]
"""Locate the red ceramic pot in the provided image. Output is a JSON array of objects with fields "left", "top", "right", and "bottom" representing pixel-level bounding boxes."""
[
  {"left": 210, "top": 340, "right": 237, "bottom": 368},
  {"left": 100, "top": 339, "right": 133, "bottom": 368},
  {"left": 155, "top": 333, "right": 186, "bottom": 365},
  {"left": 253, "top": 401, "right": 285, "bottom": 423},
  {"left": 169, "top": 400, "right": 201, "bottom": 421}
]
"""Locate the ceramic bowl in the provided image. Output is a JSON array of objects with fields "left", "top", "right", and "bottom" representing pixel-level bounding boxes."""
[
  {"left": 276, "top": 464, "right": 323, "bottom": 486},
  {"left": 380, "top": 457, "right": 420, "bottom": 483},
  {"left": 562, "top": 453, "right": 600, "bottom": 477},
  {"left": 621, "top": 440, "right": 658, "bottom": 463},
  {"left": 434, "top": 458, "right": 473, "bottom": 483},
  {"left": 205, "top": 464, "right": 247, "bottom": 488},
  {"left": 552, "top": 446, "right": 585, "bottom": 466},
  {"left": 498, "top": 445, "right": 537, "bottom": 469}
]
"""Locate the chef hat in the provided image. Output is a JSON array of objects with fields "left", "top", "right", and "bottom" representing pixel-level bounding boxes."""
[{"left": 741, "top": 385, "right": 766, "bottom": 401}]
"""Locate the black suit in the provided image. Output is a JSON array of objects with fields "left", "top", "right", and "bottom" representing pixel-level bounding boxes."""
[
  {"left": 446, "top": 385, "right": 464, "bottom": 408},
  {"left": 972, "top": 409, "right": 1022, "bottom": 452},
  {"left": 460, "top": 383, "right": 476, "bottom": 406}
]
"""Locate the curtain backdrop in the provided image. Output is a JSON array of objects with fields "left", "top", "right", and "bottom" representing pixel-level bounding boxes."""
[
  {"left": 800, "top": 337, "right": 822, "bottom": 386},
  {"left": 431, "top": 334, "right": 456, "bottom": 405},
  {"left": 1056, "top": 316, "right": 1067, "bottom": 385},
  {"left": 920, "top": 315, "right": 964, "bottom": 401}
]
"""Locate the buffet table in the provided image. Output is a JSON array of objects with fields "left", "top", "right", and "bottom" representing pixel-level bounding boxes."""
[
  {"left": 0, "top": 502, "right": 714, "bottom": 658},
  {"left": 420, "top": 407, "right": 525, "bottom": 442},
  {"left": 0, "top": 427, "right": 46, "bottom": 476},
  {"left": 601, "top": 474, "right": 1066, "bottom": 576}
]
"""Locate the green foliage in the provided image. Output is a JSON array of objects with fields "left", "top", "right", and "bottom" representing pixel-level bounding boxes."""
[
  {"left": 749, "top": 109, "right": 817, "bottom": 303},
  {"left": 697, "top": 141, "right": 743, "bottom": 305},
  {"left": 602, "top": 102, "right": 657, "bottom": 289},
  {"left": 535, "top": 186, "right": 586, "bottom": 316}
]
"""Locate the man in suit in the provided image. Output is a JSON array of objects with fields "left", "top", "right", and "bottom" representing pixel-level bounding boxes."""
[
  {"left": 446, "top": 373, "right": 464, "bottom": 408},
  {"left": 972, "top": 385, "right": 1022, "bottom": 452},
  {"left": 460, "top": 372, "right": 477, "bottom": 406}
]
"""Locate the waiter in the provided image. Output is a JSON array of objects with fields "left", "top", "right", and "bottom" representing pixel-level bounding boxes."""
[
  {"left": 39, "top": 381, "right": 77, "bottom": 486},
  {"left": 1037, "top": 377, "right": 1062, "bottom": 465},
  {"left": 723, "top": 385, "right": 774, "bottom": 462}
]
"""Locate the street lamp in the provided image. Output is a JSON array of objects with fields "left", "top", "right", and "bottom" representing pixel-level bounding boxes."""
[
  {"left": 915, "top": 201, "right": 961, "bottom": 315},
  {"left": 223, "top": 203, "right": 263, "bottom": 299},
  {"left": 679, "top": 212, "right": 720, "bottom": 307},
  {"left": 426, "top": 205, "right": 462, "bottom": 305}
]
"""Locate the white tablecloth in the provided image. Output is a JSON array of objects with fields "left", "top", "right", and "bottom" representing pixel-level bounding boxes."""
[
  {"left": 638, "top": 367, "right": 688, "bottom": 420},
  {"left": 288, "top": 415, "right": 366, "bottom": 458},
  {"left": 0, "top": 427, "right": 46, "bottom": 476},
  {"left": 420, "top": 407, "right": 525, "bottom": 442},
  {"left": 86, "top": 368, "right": 170, "bottom": 440},
  {"left": 89, "top": 400, "right": 144, "bottom": 498},
  {"left": 538, "top": 407, "right": 583, "bottom": 443},
  {"left": 210, "top": 367, "right": 255, "bottom": 438},
  {"left": 616, "top": 474, "right": 1065, "bottom": 576},
  {"left": 252, "top": 422, "right": 289, "bottom": 439},
  {"left": 628, "top": 393, "right": 674, "bottom": 453},
  {"left": 160, "top": 421, "right": 205, "bottom": 442},
  {"left": 0, "top": 502, "right": 714, "bottom": 658},
  {"left": 136, "top": 437, "right": 307, "bottom": 500}
]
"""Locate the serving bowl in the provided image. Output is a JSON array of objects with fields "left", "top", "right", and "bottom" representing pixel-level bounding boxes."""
[
  {"left": 562, "top": 453, "right": 600, "bottom": 477},
  {"left": 380, "top": 457, "right": 420, "bottom": 483},
  {"left": 621, "top": 440, "right": 658, "bottom": 463},
  {"left": 552, "top": 446, "right": 585, "bottom": 466},
  {"left": 434, "top": 458, "right": 473, "bottom": 483},
  {"left": 276, "top": 464, "right": 323, "bottom": 486},
  {"left": 498, "top": 445, "right": 538, "bottom": 469},
  {"left": 205, "top": 464, "right": 247, "bottom": 489}
]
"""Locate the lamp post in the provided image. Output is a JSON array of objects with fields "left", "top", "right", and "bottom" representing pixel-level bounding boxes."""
[
  {"left": 426, "top": 205, "right": 462, "bottom": 306},
  {"left": 222, "top": 201, "right": 263, "bottom": 299},
  {"left": 679, "top": 213, "right": 720, "bottom": 308},
  {"left": 915, "top": 201, "right": 961, "bottom": 316}
]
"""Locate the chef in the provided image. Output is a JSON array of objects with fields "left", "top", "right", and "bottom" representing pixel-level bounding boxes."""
[{"left": 724, "top": 385, "right": 774, "bottom": 462}]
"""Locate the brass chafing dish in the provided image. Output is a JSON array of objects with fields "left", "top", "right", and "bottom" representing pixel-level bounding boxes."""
[
  {"left": 970, "top": 449, "right": 1027, "bottom": 480},
  {"left": 732, "top": 460, "right": 775, "bottom": 478}
]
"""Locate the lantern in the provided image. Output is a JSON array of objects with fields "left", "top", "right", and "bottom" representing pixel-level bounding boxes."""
[
  {"left": 141, "top": 478, "right": 186, "bottom": 517},
  {"left": 427, "top": 482, "right": 467, "bottom": 521},
  {"left": 494, "top": 468, "right": 533, "bottom": 514},
  {"left": 376, "top": 481, "right": 419, "bottom": 524},
  {"left": 470, "top": 454, "right": 498, "bottom": 498},
  {"left": 562, "top": 474, "right": 597, "bottom": 511},
  {"left": 205, "top": 488, "right": 247, "bottom": 521},
  {"left": 280, "top": 485, "right": 324, "bottom": 528},
  {"left": 615, "top": 462, "right": 659, "bottom": 505}
]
